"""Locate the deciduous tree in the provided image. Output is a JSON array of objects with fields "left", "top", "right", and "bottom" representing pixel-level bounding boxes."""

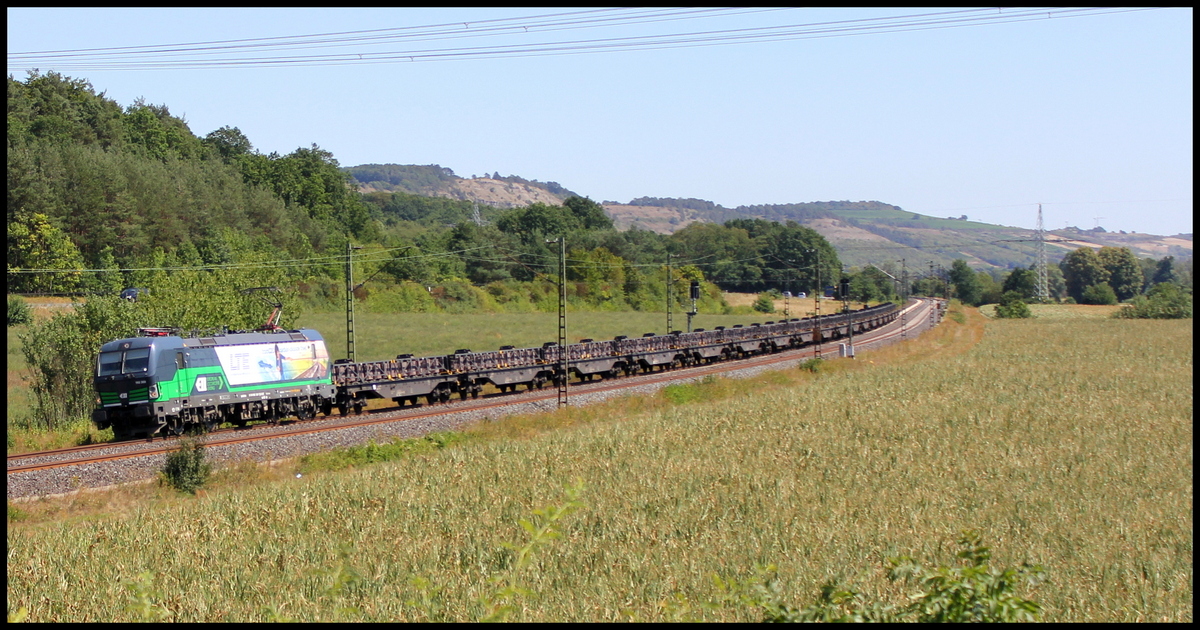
[{"left": 1059, "top": 247, "right": 1110, "bottom": 302}]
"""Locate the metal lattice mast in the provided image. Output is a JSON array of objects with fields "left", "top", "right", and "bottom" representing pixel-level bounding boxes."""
[
  {"left": 556, "top": 237, "right": 568, "bottom": 406},
  {"left": 345, "top": 240, "right": 362, "bottom": 362},
  {"left": 666, "top": 252, "right": 673, "bottom": 334},
  {"left": 1036, "top": 204, "right": 1049, "bottom": 302}
]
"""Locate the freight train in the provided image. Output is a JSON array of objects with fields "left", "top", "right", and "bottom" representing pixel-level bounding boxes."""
[{"left": 93, "top": 302, "right": 908, "bottom": 440}]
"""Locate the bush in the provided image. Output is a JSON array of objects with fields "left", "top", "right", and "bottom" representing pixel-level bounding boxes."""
[
  {"left": 435, "top": 280, "right": 485, "bottom": 313},
  {"left": 160, "top": 436, "right": 211, "bottom": 494},
  {"left": 797, "top": 357, "right": 825, "bottom": 373},
  {"left": 364, "top": 281, "right": 437, "bottom": 313},
  {"left": 752, "top": 293, "right": 775, "bottom": 313},
  {"left": 1080, "top": 283, "right": 1117, "bottom": 305},
  {"left": 8, "top": 295, "right": 33, "bottom": 327},
  {"left": 994, "top": 291, "right": 1032, "bottom": 319},
  {"left": 1113, "top": 282, "right": 1193, "bottom": 319}
]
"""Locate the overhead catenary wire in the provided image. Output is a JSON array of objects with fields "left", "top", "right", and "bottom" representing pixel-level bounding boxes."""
[{"left": 8, "top": 7, "right": 1159, "bottom": 72}]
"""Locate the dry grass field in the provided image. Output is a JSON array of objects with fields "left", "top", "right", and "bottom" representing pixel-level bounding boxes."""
[{"left": 7, "top": 304, "right": 1192, "bottom": 622}]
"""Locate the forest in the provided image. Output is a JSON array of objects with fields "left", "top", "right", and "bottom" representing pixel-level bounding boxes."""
[{"left": 6, "top": 71, "right": 852, "bottom": 314}]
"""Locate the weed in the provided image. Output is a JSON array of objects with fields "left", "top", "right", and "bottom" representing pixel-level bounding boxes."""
[
  {"left": 122, "top": 572, "right": 171, "bottom": 621},
  {"left": 478, "top": 478, "right": 586, "bottom": 622},
  {"left": 296, "top": 432, "right": 464, "bottom": 474},
  {"left": 159, "top": 436, "right": 211, "bottom": 494},
  {"left": 797, "top": 357, "right": 825, "bottom": 373},
  {"left": 703, "top": 531, "right": 1044, "bottom": 623},
  {"left": 7, "top": 502, "right": 28, "bottom": 522}
]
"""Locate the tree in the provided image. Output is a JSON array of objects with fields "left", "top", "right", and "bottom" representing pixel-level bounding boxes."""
[
  {"left": 1059, "top": 247, "right": 1110, "bottom": 302},
  {"left": 123, "top": 99, "right": 204, "bottom": 162},
  {"left": 562, "top": 196, "right": 613, "bottom": 231},
  {"left": 203, "top": 125, "right": 254, "bottom": 161},
  {"left": 1001, "top": 266, "right": 1038, "bottom": 300},
  {"left": 976, "top": 270, "right": 1002, "bottom": 305},
  {"left": 7, "top": 210, "right": 86, "bottom": 293},
  {"left": 495, "top": 203, "right": 579, "bottom": 244},
  {"left": 848, "top": 266, "right": 894, "bottom": 302},
  {"left": 1152, "top": 256, "right": 1178, "bottom": 286},
  {"left": 1097, "top": 246, "right": 1142, "bottom": 301},
  {"left": 668, "top": 222, "right": 761, "bottom": 290},
  {"left": 948, "top": 259, "right": 982, "bottom": 306}
]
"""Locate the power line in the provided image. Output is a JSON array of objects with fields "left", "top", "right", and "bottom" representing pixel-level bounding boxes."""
[
  {"left": 8, "top": 8, "right": 1157, "bottom": 72},
  {"left": 6, "top": 244, "right": 491, "bottom": 275}
]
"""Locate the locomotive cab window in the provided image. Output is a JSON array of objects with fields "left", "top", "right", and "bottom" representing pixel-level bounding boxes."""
[
  {"left": 98, "top": 351, "right": 123, "bottom": 376},
  {"left": 97, "top": 348, "right": 152, "bottom": 375}
]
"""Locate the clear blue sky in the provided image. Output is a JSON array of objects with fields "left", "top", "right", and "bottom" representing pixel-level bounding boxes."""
[{"left": 8, "top": 7, "right": 1193, "bottom": 236}]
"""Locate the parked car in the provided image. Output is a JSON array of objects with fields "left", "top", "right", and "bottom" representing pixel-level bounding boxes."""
[{"left": 120, "top": 287, "right": 149, "bottom": 302}]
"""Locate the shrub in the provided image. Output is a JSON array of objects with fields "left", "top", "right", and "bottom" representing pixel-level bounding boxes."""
[
  {"left": 752, "top": 293, "right": 775, "bottom": 313},
  {"left": 435, "top": 280, "right": 485, "bottom": 313},
  {"left": 1080, "top": 283, "right": 1117, "bottom": 305},
  {"left": 363, "top": 281, "right": 437, "bottom": 313},
  {"left": 8, "top": 295, "right": 33, "bottom": 326},
  {"left": 797, "top": 357, "right": 824, "bottom": 373},
  {"left": 994, "top": 291, "right": 1032, "bottom": 319},
  {"left": 160, "top": 436, "right": 211, "bottom": 494},
  {"left": 1114, "top": 282, "right": 1192, "bottom": 319}
]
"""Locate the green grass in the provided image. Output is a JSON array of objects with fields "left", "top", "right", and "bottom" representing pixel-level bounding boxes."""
[
  {"left": 981, "top": 303, "right": 1123, "bottom": 320},
  {"left": 8, "top": 308, "right": 1192, "bottom": 622}
]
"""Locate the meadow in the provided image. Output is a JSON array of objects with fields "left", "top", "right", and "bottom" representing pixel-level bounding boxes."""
[{"left": 7, "top": 304, "right": 1192, "bottom": 622}]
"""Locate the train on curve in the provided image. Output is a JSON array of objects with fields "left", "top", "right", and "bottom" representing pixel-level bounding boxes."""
[{"left": 92, "top": 302, "right": 902, "bottom": 441}]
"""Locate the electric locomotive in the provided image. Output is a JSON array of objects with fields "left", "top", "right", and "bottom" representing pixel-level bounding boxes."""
[{"left": 93, "top": 327, "right": 335, "bottom": 440}]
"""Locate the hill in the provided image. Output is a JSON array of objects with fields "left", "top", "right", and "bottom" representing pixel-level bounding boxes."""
[
  {"left": 601, "top": 196, "right": 1192, "bottom": 269},
  {"left": 345, "top": 164, "right": 578, "bottom": 209},
  {"left": 344, "top": 165, "right": 1191, "bottom": 271}
]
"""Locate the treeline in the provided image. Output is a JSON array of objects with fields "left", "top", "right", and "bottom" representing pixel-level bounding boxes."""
[
  {"left": 345, "top": 164, "right": 458, "bottom": 195},
  {"left": 942, "top": 248, "right": 1192, "bottom": 317},
  {"left": 7, "top": 70, "right": 863, "bottom": 316},
  {"left": 620, "top": 197, "right": 903, "bottom": 227},
  {"left": 344, "top": 164, "right": 580, "bottom": 199},
  {"left": 8, "top": 71, "right": 373, "bottom": 295}
]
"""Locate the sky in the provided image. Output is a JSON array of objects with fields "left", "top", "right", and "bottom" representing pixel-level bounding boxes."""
[{"left": 7, "top": 7, "right": 1193, "bottom": 237}]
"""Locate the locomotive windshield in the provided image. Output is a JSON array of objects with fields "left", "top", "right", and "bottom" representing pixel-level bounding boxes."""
[{"left": 97, "top": 348, "right": 151, "bottom": 376}]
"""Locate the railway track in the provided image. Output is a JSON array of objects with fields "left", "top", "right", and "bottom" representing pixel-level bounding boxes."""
[{"left": 8, "top": 298, "right": 942, "bottom": 498}]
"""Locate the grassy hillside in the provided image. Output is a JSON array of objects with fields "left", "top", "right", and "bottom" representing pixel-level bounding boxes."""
[{"left": 8, "top": 305, "right": 1192, "bottom": 622}]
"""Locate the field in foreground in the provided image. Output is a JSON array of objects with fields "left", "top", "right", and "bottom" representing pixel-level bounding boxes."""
[{"left": 7, "top": 306, "right": 1192, "bottom": 622}]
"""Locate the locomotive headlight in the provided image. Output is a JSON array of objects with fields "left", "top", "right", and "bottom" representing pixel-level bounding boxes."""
[{"left": 149, "top": 384, "right": 159, "bottom": 399}]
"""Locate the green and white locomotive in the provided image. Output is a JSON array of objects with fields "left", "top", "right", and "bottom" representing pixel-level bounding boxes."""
[{"left": 93, "top": 327, "right": 335, "bottom": 440}]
